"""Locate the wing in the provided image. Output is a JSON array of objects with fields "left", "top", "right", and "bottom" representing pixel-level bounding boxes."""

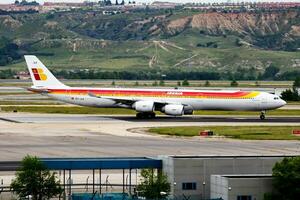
[{"left": 88, "top": 92, "right": 170, "bottom": 107}]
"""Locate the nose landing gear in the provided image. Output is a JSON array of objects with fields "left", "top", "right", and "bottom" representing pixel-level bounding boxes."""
[{"left": 260, "top": 111, "right": 266, "bottom": 120}]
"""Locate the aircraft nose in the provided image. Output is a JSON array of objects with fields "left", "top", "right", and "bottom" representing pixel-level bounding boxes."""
[{"left": 280, "top": 99, "right": 287, "bottom": 107}]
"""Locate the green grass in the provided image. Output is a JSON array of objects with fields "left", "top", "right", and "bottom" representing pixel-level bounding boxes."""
[
  {"left": 0, "top": 79, "right": 294, "bottom": 88},
  {"left": 1, "top": 106, "right": 300, "bottom": 115},
  {"left": 0, "top": 101, "right": 62, "bottom": 105},
  {"left": 0, "top": 106, "right": 136, "bottom": 114},
  {"left": 148, "top": 126, "right": 300, "bottom": 140},
  {"left": 0, "top": 92, "right": 32, "bottom": 96},
  {"left": 288, "top": 101, "right": 300, "bottom": 105},
  {"left": 193, "top": 110, "right": 300, "bottom": 116},
  {"left": 3, "top": 33, "right": 300, "bottom": 74}
]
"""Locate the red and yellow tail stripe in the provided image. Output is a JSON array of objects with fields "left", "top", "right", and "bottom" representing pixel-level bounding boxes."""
[{"left": 32, "top": 68, "right": 47, "bottom": 81}]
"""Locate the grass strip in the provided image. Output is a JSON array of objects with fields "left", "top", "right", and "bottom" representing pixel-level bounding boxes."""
[
  {"left": 0, "top": 106, "right": 136, "bottom": 114},
  {"left": 148, "top": 126, "right": 300, "bottom": 140}
]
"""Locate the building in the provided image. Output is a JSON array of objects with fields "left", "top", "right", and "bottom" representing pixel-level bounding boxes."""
[
  {"left": 211, "top": 174, "right": 273, "bottom": 200},
  {"left": 41, "top": 2, "right": 87, "bottom": 13},
  {"left": 0, "top": 155, "right": 297, "bottom": 200},
  {"left": 159, "top": 155, "right": 287, "bottom": 200},
  {"left": 0, "top": 4, "right": 41, "bottom": 12},
  {"left": 13, "top": 71, "right": 30, "bottom": 80},
  {"left": 150, "top": 1, "right": 181, "bottom": 9}
]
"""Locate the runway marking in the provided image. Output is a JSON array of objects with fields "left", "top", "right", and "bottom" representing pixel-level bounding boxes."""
[
  {"left": 0, "top": 116, "right": 123, "bottom": 123},
  {"left": 2, "top": 114, "right": 300, "bottom": 124},
  {"left": 0, "top": 117, "right": 21, "bottom": 123}
]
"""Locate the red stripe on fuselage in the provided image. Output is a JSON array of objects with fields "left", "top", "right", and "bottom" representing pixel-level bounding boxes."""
[{"left": 48, "top": 89, "right": 250, "bottom": 98}]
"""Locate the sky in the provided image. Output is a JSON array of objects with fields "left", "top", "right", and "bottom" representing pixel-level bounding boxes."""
[{"left": 1, "top": 0, "right": 300, "bottom": 4}]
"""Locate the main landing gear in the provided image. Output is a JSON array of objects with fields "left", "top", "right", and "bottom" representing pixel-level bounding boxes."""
[
  {"left": 136, "top": 112, "right": 156, "bottom": 119},
  {"left": 260, "top": 110, "right": 266, "bottom": 120}
]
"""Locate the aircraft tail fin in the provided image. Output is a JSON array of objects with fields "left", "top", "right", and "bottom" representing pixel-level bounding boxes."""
[{"left": 24, "top": 55, "right": 68, "bottom": 89}]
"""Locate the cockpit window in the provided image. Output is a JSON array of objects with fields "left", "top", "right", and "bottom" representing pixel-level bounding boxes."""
[{"left": 274, "top": 97, "right": 279, "bottom": 100}]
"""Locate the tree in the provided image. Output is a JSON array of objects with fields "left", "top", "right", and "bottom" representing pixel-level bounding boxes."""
[
  {"left": 120, "top": 0, "right": 125, "bottom": 5},
  {"left": 135, "top": 81, "right": 139, "bottom": 86},
  {"left": 104, "top": 0, "right": 112, "bottom": 6},
  {"left": 293, "top": 77, "right": 300, "bottom": 88},
  {"left": 20, "top": 0, "right": 39, "bottom": 6},
  {"left": 230, "top": 80, "right": 238, "bottom": 87},
  {"left": 281, "top": 88, "right": 300, "bottom": 101},
  {"left": 111, "top": 80, "right": 115, "bottom": 86},
  {"left": 152, "top": 81, "right": 158, "bottom": 86},
  {"left": 255, "top": 81, "right": 260, "bottom": 87},
  {"left": 137, "top": 169, "right": 170, "bottom": 199},
  {"left": 264, "top": 157, "right": 300, "bottom": 200},
  {"left": 0, "top": 36, "right": 21, "bottom": 66},
  {"left": 11, "top": 155, "right": 63, "bottom": 200},
  {"left": 115, "top": 0, "right": 119, "bottom": 5},
  {"left": 263, "top": 64, "right": 279, "bottom": 80},
  {"left": 182, "top": 79, "right": 189, "bottom": 86},
  {"left": 204, "top": 80, "right": 210, "bottom": 87},
  {"left": 177, "top": 81, "right": 181, "bottom": 86},
  {"left": 159, "top": 80, "right": 165, "bottom": 86},
  {"left": 0, "top": 69, "right": 14, "bottom": 79},
  {"left": 235, "top": 38, "right": 242, "bottom": 47}
]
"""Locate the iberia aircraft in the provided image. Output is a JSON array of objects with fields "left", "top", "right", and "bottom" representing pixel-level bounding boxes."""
[{"left": 25, "top": 55, "right": 286, "bottom": 119}]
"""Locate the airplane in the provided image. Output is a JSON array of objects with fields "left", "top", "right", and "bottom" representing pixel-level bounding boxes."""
[{"left": 24, "top": 55, "right": 286, "bottom": 120}]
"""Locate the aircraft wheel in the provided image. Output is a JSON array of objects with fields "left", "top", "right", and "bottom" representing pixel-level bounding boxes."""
[
  {"left": 149, "top": 112, "right": 156, "bottom": 118},
  {"left": 136, "top": 112, "right": 156, "bottom": 119},
  {"left": 136, "top": 113, "right": 143, "bottom": 119}
]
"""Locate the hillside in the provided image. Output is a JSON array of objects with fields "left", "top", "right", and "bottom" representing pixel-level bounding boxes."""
[
  {"left": 1, "top": 9, "right": 300, "bottom": 80},
  {"left": 166, "top": 11, "right": 300, "bottom": 50},
  {"left": 1, "top": 10, "right": 299, "bottom": 49}
]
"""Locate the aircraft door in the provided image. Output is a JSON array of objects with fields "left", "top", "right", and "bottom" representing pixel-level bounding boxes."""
[
  {"left": 260, "top": 96, "right": 268, "bottom": 110},
  {"left": 251, "top": 98, "right": 260, "bottom": 110}
]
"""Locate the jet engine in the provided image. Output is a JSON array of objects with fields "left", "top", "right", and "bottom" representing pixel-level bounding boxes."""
[
  {"left": 183, "top": 105, "right": 193, "bottom": 115},
  {"left": 163, "top": 104, "right": 184, "bottom": 116},
  {"left": 133, "top": 101, "right": 155, "bottom": 112}
]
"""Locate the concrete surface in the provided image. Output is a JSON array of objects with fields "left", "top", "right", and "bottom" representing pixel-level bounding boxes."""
[{"left": 0, "top": 113, "right": 300, "bottom": 161}]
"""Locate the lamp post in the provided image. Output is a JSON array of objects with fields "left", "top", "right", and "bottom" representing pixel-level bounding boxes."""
[
  {"left": 173, "top": 182, "right": 177, "bottom": 199},
  {"left": 228, "top": 186, "right": 232, "bottom": 200},
  {"left": 203, "top": 181, "right": 206, "bottom": 200}
]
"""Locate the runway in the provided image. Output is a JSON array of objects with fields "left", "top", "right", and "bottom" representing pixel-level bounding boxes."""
[
  {"left": 0, "top": 112, "right": 300, "bottom": 161},
  {"left": 1, "top": 114, "right": 300, "bottom": 123}
]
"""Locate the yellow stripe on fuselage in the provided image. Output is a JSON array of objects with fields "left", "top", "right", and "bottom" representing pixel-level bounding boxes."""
[{"left": 49, "top": 90, "right": 261, "bottom": 99}]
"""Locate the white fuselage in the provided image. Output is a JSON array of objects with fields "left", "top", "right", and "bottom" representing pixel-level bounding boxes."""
[
  {"left": 25, "top": 55, "right": 287, "bottom": 118},
  {"left": 42, "top": 87, "right": 286, "bottom": 112}
]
